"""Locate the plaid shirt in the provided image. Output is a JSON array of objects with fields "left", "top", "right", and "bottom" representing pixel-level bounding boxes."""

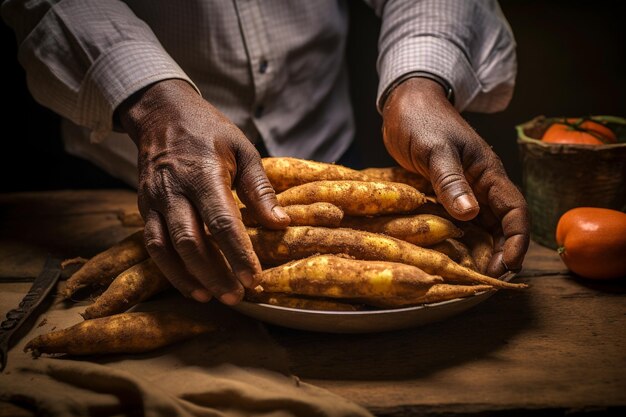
[{"left": 3, "top": 0, "right": 516, "bottom": 186}]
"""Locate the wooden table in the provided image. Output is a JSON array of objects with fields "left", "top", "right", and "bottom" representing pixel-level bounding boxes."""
[{"left": 1, "top": 190, "right": 624, "bottom": 416}]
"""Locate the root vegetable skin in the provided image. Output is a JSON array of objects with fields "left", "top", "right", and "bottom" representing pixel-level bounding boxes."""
[
  {"left": 259, "top": 254, "right": 443, "bottom": 299},
  {"left": 412, "top": 201, "right": 456, "bottom": 222},
  {"left": 360, "top": 167, "right": 432, "bottom": 194},
  {"left": 341, "top": 213, "right": 463, "bottom": 246},
  {"left": 361, "top": 284, "right": 493, "bottom": 308},
  {"left": 62, "top": 231, "right": 149, "bottom": 299},
  {"left": 246, "top": 290, "right": 362, "bottom": 311},
  {"left": 262, "top": 157, "right": 372, "bottom": 192},
  {"left": 117, "top": 210, "right": 145, "bottom": 227},
  {"left": 276, "top": 180, "right": 426, "bottom": 216},
  {"left": 460, "top": 223, "right": 494, "bottom": 274},
  {"left": 24, "top": 311, "right": 215, "bottom": 356},
  {"left": 82, "top": 259, "right": 172, "bottom": 320},
  {"left": 429, "top": 239, "right": 478, "bottom": 272},
  {"left": 241, "top": 203, "right": 343, "bottom": 227},
  {"left": 248, "top": 227, "right": 527, "bottom": 290}
]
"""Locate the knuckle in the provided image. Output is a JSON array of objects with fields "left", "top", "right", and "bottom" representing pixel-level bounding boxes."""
[
  {"left": 170, "top": 228, "right": 200, "bottom": 254},
  {"left": 143, "top": 234, "right": 167, "bottom": 257},
  {"left": 435, "top": 172, "right": 467, "bottom": 194},
  {"left": 206, "top": 213, "right": 240, "bottom": 237},
  {"left": 239, "top": 179, "right": 276, "bottom": 205}
]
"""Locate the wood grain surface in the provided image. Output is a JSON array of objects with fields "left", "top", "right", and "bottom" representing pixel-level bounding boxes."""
[{"left": 1, "top": 190, "right": 624, "bottom": 416}]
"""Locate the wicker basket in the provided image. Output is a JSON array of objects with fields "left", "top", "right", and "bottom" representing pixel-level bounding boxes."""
[{"left": 516, "top": 115, "right": 626, "bottom": 249}]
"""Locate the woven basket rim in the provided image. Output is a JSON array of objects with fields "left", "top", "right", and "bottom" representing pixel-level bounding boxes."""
[{"left": 516, "top": 115, "right": 626, "bottom": 149}]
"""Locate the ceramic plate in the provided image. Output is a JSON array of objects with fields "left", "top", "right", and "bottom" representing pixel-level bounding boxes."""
[{"left": 231, "top": 272, "right": 517, "bottom": 333}]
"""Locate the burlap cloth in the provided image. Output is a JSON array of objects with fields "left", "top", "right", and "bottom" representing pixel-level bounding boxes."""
[{"left": 0, "top": 284, "right": 373, "bottom": 417}]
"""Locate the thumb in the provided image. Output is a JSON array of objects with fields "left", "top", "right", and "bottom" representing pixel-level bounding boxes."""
[
  {"left": 428, "top": 147, "right": 479, "bottom": 221},
  {"left": 235, "top": 150, "right": 290, "bottom": 230}
]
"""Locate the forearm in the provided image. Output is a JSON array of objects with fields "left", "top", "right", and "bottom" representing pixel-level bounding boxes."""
[
  {"left": 1, "top": 0, "right": 196, "bottom": 141},
  {"left": 366, "top": 0, "right": 517, "bottom": 113}
]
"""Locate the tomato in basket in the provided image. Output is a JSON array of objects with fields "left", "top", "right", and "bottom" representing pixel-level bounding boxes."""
[{"left": 542, "top": 118, "right": 616, "bottom": 145}]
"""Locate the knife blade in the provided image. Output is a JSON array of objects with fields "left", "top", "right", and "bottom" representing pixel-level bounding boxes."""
[{"left": 0, "top": 256, "right": 61, "bottom": 371}]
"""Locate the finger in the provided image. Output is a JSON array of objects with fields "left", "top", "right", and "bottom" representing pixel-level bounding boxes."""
[
  {"left": 235, "top": 144, "right": 290, "bottom": 229},
  {"left": 500, "top": 206, "right": 530, "bottom": 271},
  {"left": 143, "top": 210, "right": 211, "bottom": 302},
  {"left": 163, "top": 195, "right": 243, "bottom": 305},
  {"left": 485, "top": 178, "right": 530, "bottom": 274},
  {"left": 194, "top": 170, "right": 263, "bottom": 290},
  {"left": 474, "top": 208, "right": 505, "bottom": 277},
  {"left": 486, "top": 234, "right": 506, "bottom": 278},
  {"left": 426, "top": 144, "right": 479, "bottom": 221}
]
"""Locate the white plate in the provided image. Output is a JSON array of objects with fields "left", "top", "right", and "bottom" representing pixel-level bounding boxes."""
[{"left": 231, "top": 273, "right": 516, "bottom": 333}]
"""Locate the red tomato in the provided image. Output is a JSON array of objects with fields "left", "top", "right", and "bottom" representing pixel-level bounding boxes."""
[
  {"left": 542, "top": 119, "right": 616, "bottom": 145},
  {"left": 556, "top": 207, "right": 626, "bottom": 280}
]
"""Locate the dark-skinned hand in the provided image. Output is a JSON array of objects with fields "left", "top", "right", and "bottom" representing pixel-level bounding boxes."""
[
  {"left": 117, "top": 79, "right": 290, "bottom": 305},
  {"left": 382, "top": 77, "right": 530, "bottom": 277}
]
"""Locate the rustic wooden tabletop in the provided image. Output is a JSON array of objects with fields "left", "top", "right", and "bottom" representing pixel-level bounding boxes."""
[{"left": 1, "top": 190, "right": 624, "bottom": 416}]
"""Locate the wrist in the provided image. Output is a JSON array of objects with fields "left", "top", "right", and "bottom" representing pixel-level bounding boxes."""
[
  {"left": 383, "top": 77, "right": 453, "bottom": 119},
  {"left": 381, "top": 73, "right": 452, "bottom": 110},
  {"left": 116, "top": 79, "right": 198, "bottom": 145}
]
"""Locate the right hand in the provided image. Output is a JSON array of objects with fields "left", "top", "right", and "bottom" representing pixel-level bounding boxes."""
[
  {"left": 381, "top": 77, "right": 530, "bottom": 277},
  {"left": 117, "top": 79, "right": 290, "bottom": 305}
]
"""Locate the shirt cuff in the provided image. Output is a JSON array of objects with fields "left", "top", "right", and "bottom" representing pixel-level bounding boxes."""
[
  {"left": 77, "top": 40, "right": 200, "bottom": 142},
  {"left": 377, "top": 35, "right": 482, "bottom": 113},
  {"left": 378, "top": 71, "right": 454, "bottom": 109}
]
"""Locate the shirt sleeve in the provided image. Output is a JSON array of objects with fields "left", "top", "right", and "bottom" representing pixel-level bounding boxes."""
[
  {"left": 1, "top": 0, "right": 199, "bottom": 142},
  {"left": 364, "top": 0, "right": 517, "bottom": 114}
]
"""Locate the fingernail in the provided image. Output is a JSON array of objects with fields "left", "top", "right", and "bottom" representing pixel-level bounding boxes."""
[
  {"left": 191, "top": 289, "right": 212, "bottom": 303},
  {"left": 238, "top": 270, "right": 255, "bottom": 288},
  {"left": 219, "top": 291, "right": 242, "bottom": 305},
  {"left": 272, "top": 206, "right": 289, "bottom": 222},
  {"left": 453, "top": 194, "right": 475, "bottom": 213}
]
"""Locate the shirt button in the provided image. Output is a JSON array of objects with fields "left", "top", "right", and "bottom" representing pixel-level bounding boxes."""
[
  {"left": 259, "top": 59, "right": 268, "bottom": 74},
  {"left": 254, "top": 105, "right": 264, "bottom": 118}
]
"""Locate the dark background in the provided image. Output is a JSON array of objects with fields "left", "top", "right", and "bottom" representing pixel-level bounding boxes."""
[{"left": 1, "top": 0, "right": 624, "bottom": 193}]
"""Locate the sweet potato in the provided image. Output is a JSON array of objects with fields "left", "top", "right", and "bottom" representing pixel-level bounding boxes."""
[
  {"left": 412, "top": 200, "right": 456, "bottom": 222},
  {"left": 241, "top": 202, "right": 343, "bottom": 227},
  {"left": 258, "top": 254, "right": 443, "bottom": 299},
  {"left": 81, "top": 259, "right": 172, "bottom": 320},
  {"left": 231, "top": 190, "right": 245, "bottom": 208},
  {"left": 24, "top": 311, "right": 214, "bottom": 356},
  {"left": 247, "top": 226, "right": 527, "bottom": 289},
  {"left": 246, "top": 289, "right": 362, "bottom": 311},
  {"left": 24, "top": 311, "right": 215, "bottom": 356},
  {"left": 361, "top": 166, "right": 432, "bottom": 194},
  {"left": 262, "top": 157, "right": 372, "bottom": 192},
  {"left": 62, "top": 230, "right": 149, "bottom": 299},
  {"left": 361, "top": 284, "right": 493, "bottom": 308},
  {"left": 117, "top": 210, "right": 144, "bottom": 227},
  {"left": 276, "top": 180, "right": 426, "bottom": 216},
  {"left": 460, "top": 223, "right": 494, "bottom": 274},
  {"left": 429, "top": 238, "right": 479, "bottom": 272},
  {"left": 340, "top": 213, "right": 463, "bottom": 246}
]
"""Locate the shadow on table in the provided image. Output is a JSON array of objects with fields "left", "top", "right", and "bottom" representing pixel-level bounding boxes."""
[{"left": 264, "top": 287, "right": 535, "bottom": 381}]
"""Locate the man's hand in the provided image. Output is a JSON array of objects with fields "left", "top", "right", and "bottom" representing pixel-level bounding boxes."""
[
  {"left": 382, "top": 77, "right": 530, "bottom": 277},
  {"left": 117, "top": 79, "right": 290, "bottom": 305}
]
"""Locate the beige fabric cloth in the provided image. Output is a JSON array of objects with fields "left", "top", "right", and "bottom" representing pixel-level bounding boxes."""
[{"left": 0, "top": 286, "right": 372, "bottom": 417}]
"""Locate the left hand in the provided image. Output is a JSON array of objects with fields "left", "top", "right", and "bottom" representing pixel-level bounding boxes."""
[{"left": 382, "top": 77, "right": 530, "bottom": 277}]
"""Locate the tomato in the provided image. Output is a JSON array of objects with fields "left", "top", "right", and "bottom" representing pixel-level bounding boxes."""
[
  {"left": 542, "top": 118, "right": 616, "bottom": 145},
  {"left": 556, "top": 207, "right": 626, "bottom": 280}
]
